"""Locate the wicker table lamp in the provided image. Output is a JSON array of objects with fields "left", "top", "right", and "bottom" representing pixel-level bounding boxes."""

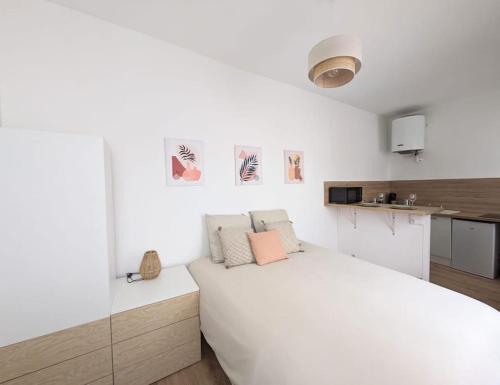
[{"left": 139, "top": 250, "right": 162, "bottom": 280}]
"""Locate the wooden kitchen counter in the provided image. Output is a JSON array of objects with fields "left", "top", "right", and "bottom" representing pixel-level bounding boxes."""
[
  {"left": 432, "top": 210, "right": 500, "bottom": 223},
  {"left": 329, "top": 204, "right": 500, "bottom": 222},
  {"left": 327, "top": 203, "right": 443, "bottom": 216}
]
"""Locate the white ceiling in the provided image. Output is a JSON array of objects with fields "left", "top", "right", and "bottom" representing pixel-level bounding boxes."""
[{"left": 49, "top": 0, "right": 500, "bottom": 116}]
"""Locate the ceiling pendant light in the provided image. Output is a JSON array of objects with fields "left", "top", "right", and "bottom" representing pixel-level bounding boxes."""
[{"left": 308, "top": 35, "right": 362, "bottom": 88}]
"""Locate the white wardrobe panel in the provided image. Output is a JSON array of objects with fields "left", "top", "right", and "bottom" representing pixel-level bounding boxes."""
[{"left": 0, "top": 128, "right": 114, "bottom": 346}]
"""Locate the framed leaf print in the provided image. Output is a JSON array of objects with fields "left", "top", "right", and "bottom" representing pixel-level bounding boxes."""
[
  {"left": 284, "top": 150, "right": 304, "bottom": 184},
  {"left": 165, "top": 138, "right": 204, "bottom": 186},
  {"left": 234, "top": 145, "right": 262, "bottom": 185}
]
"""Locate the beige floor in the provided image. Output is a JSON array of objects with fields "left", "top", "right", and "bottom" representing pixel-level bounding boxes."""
[{"left": 153, "top": 336, "right": 231, "bottom": 385}]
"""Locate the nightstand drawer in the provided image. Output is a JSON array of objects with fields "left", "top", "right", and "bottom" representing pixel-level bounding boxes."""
[
  {"left": 114, "top": 339, "right": 201, "bottom": 385},
  {"left": 111, "top": 292, "right": 199, "bottom": 343},
  {"left": 112, "top": 316, "right": 200, "bottom": 371},
  {"left": 3, "top": 346, "right": 112, "bottom": 385}
]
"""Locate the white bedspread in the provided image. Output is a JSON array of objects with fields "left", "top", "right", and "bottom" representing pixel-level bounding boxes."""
[{"left": 188, "top": 242, "right": 500, "bottom": 385}]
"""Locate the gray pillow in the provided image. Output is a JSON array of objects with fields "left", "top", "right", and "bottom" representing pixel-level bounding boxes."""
[
  {"left": 206, "top": 214, "right": 252, "bottom": 263},
  {"left": 263, "top": 220, "right": 303, "bottom": 253},
  {"left": 249, "top": 209, "right": 289, "bottom": 232},
  {"left": 217, "top": 227, "right": 255, "bottom": 268}
]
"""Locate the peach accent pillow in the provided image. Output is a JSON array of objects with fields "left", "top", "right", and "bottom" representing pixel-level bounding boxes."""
[{"left": 247, "top": 230, "right": 288, "bottom": 266}]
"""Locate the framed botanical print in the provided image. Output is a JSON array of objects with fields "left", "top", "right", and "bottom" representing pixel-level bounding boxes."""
[
  {"left": 234, "top": 145, "right": 262, "bottom": 185},
  {"left": 165, "top": 138, "right": 204, "bottom": 186},
  {"left": 284, "top": 150, "right": 304, "bottom": 184}
]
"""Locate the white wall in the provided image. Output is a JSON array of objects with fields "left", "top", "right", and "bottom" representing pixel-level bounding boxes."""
[
  {"left": 0, "top": 0, "right": 389, "bottom": 276},
  {"left": 389, "top": 90, "right": 500, "bottom": 180}
]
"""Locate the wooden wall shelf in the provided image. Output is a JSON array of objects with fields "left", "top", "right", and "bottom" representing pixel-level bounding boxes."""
[{"left": 324, "top": 178, "right": 500, "bottom": 214}]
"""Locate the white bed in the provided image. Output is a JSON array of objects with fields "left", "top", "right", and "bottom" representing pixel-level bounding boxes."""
[{"left": 188, "top": 242, "right": 500, "bottom": 385}]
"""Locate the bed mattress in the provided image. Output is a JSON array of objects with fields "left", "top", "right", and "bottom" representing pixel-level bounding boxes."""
[{"left": 188, "top": 242, "right": 500, "bottom": 385}]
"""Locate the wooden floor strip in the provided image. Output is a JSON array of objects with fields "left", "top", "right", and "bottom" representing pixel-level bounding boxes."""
[
  {"left": 153, "top": 336, "right": 230, "bottom": 385},
  {"left": 430, "top": 262, "right": 500, "bottom": 311}
]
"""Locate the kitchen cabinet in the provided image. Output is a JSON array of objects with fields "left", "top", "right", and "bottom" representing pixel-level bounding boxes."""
[{"left": 430, "top": 216, "right": 452, "bottom": 263}]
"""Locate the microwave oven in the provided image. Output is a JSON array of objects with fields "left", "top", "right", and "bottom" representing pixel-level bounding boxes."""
[{"left": 329, "top": 187, "right": 362, "bottom": 204}]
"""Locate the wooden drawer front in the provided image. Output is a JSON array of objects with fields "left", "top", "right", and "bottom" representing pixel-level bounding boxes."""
[
  {"left": 0, "top": 318, "right": 111, "bottom": 383},
  {"left": 87, "top": 374, "right": 114, "bottom": 385},
  {"left": 4, "top": 346, "right": 112, "bottom": 385},
  {"left": 111, "top": 292, "right": 199, "bottom": 343},
  {"left": 113, "top": 316, "right": 199, "bottom": 371},
  {"left": 114, "top": 339, "right": 201, "bottom": 385}
]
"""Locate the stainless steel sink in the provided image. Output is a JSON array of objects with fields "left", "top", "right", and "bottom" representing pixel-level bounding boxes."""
[
  {"left": 357, "top": 203, "right": 381, "bottom": 207},
  {"left": 439, "top": 209, "right": 460, "bottom": 215},
  {"left": 390, "top": 205, "right": 417, "bottom": 210}
]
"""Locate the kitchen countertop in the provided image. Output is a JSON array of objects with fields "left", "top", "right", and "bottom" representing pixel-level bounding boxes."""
[
  {"left": 327, "top": 203, "right": 443, "bottom": 216},
  {"left": 327, "top": 203, "right": 500, "bottom": 222},
  {"left": 432, "top": 210, "right": 500, "bottom": 223}
]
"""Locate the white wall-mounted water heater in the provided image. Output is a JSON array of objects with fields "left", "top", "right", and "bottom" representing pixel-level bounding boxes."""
[{"left": 391, "top": 115, "right": 425, "bottom": 154}]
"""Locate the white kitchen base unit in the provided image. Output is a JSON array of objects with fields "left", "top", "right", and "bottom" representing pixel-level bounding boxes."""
[{"left": 335, "top": 206, "right": 433, "bottom": 280}]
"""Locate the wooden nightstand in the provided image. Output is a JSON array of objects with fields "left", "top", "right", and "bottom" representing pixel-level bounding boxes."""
[{"left": 110, "top": 265, "right": 200, "bottom": 385}]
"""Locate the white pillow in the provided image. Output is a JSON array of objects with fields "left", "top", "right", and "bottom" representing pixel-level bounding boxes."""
[
  {"left": 206, "top": 214, "right": 252, "bottom": 263},
  {"left": 263, "top": 220, "right": 303, "bottom": 253},
  {"left": 217, "top": 227, "right": 255, "bottom": 268},
  {"left": 249, "top": 209, "right": 289, "bottom": 232}
]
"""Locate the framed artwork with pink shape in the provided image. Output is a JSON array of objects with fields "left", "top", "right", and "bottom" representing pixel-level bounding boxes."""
[
  {"left": 284, "top": 150, "right": 304, "bottom": 184},
  {"left": 165, "top": 138, "right": 204, "bottom": 186},
  {"left": 234, "top": 145, "right": 262, "bottom": 185}
]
